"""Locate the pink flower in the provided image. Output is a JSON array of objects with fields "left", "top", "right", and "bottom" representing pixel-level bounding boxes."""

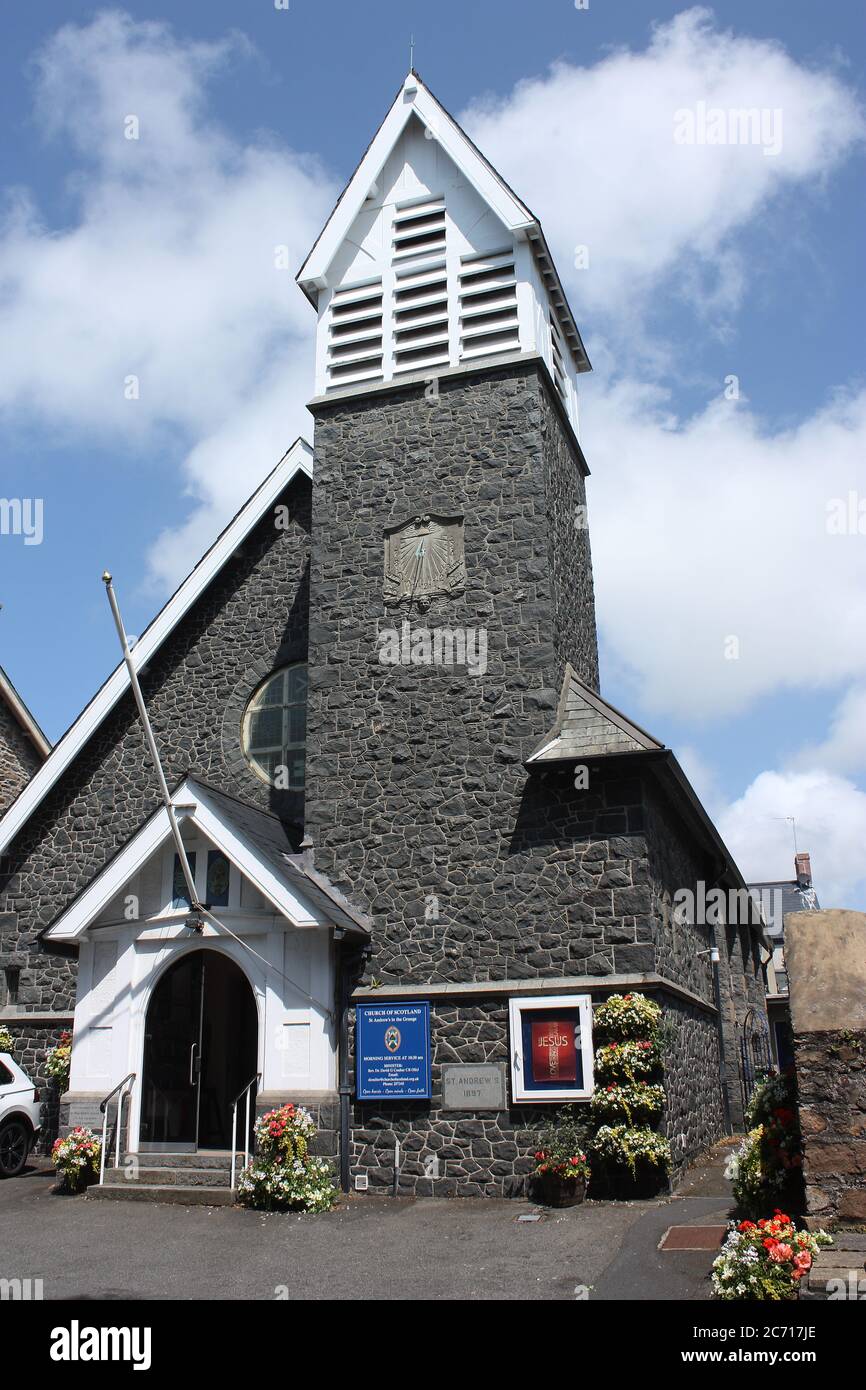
[
  {"left": 768, "top": 1243, "right": 793, "bottom": 1263},
  {"left": 793, "top": 1251, "right": 812, "bottom": 1272}
]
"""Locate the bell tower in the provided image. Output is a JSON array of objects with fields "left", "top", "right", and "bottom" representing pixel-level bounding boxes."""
[{"left": 297, "top": 72, "right": 600, "bottom": 959}]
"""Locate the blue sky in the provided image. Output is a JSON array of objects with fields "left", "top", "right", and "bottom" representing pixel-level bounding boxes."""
[{"left": 1, "top": 3, "right": 864, "bottom": 905}]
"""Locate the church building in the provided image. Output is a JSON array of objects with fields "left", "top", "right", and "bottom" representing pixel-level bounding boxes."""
[{"left": 0, "top": 73, "right": 767, "bottom": 1198}]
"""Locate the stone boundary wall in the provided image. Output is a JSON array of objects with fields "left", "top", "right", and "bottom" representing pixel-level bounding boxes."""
[
  {"left": 795, "top": 1028, "right": 866, "bottom": 1226},
  {"left": 785, "top": 909, "right": 866, "bottom": 1227}
]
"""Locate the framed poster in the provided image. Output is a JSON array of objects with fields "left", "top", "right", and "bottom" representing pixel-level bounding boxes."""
[
  {"left": 508, "top": 994, "right": 594, "bottom": 1102},
  {"left": 356, "top": 1001, "right": 431, "bottom": 1101}
]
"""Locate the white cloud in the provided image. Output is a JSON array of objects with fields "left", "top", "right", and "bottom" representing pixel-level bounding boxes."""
[
  {"left": 791, "top": 684, "right": 866, "bottom": 775},
  {"left": 0, "top": 10, "right": 332, "bottom": 586},
  {"left": 586, "top": 380, "right": 866, "bottom": 721},
  {"left": 716, "top": 768, "right": 866, "bottom": 908},
  {"left": 462, "top": 6, "right": 865, "bottom": 334}
]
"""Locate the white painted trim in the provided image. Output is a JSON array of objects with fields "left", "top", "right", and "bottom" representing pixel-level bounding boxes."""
[
  {"left": 297, "top": 73, "right": 534, "bottom": 296},
  {"left": 43, "top": 776, "right": 331, "bottom": 941},
  {"left": 508, "top": 993, "right": 595, "bottom": 1103},
  {"left": 0, "top": 438, "right": 313, "bottom": 855}
]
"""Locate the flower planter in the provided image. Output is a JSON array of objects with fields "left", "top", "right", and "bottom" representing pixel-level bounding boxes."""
[{"left": 531, "top": 1173, "right": 587, "bottom": 1208}]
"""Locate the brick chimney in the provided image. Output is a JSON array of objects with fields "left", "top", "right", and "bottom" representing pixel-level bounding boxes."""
[{"left": 794, "top": 852, "right": 812, "bottom": 887}]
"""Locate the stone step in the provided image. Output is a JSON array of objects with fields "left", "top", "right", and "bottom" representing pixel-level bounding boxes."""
[
  {"left": 87, "top": 1183, "right": 235, "bottom": 1207},
  {"left": 103, "top": 1166, "right": 232, "bottom": 1188},
  {"left": 119, "top": 1151, "right": 243, "bottom": 1171}
]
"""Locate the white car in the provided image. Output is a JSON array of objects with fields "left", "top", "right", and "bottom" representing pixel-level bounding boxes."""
[{"left": 0, "top": 1053, "right": 42, "bottom": 1177}]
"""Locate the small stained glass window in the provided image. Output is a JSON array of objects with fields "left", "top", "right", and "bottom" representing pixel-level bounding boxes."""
[
  {"left": 172, "top": 852, "right": 197, "bottom": 910},
  {"left": 242, "top": 664, "right": 307, "bottom": 789},
  {"left": 206, "top": 850, "right": 230, "bottom": 908}
]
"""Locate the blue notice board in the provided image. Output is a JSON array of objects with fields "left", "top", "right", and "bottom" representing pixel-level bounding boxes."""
[{"left": 356, "top": 1001, "right": 431, "bottom": 1101}]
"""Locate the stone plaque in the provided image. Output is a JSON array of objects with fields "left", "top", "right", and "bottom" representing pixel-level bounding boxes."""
[{"left": 441, "top": 1063, "right": 506, "bottom": 1111}]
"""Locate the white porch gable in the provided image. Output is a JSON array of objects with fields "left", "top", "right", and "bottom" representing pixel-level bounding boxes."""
[{"left": 51, "top": 778, "right": 369, "bottom": 1152}]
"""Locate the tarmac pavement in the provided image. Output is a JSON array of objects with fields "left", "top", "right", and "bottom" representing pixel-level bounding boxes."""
[{"left": 0, "top": 1146, "right": 736, "bottom": 1302}]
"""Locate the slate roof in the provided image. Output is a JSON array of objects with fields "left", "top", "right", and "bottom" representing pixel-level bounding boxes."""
[
  {"left": 526, "top": 663, "right": 665, "bottom": 763},
  {"left": 189, "top": 779, "right": 372, "bottom": 939},
  {"left": 747, "top": 879, "right": 821, "bottom": 940}
]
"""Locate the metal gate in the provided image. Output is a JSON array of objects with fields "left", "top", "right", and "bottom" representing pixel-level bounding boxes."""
[{"left": 739, "top": 1007, "right": 772, "bottom": 1119}]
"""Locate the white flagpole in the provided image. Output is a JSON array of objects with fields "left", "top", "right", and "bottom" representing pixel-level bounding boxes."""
[{"left": 102, "top": 571, "right": 200, "bottom": 912}]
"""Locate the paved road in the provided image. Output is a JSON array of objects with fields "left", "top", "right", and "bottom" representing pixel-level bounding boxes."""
[{"left": 0, "top": 1152, "right": 734, "bottom": 1301}]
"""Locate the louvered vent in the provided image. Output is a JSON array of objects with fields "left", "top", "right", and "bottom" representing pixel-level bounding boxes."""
[
  {"left": 326, "top": 279, "right": 383, "bottom": 388},
  {"left": 549, "top": 312, "right": 567, "bottom": 405},
  {"left": 458, "top": 251, "right": 519, "bottom": 361},
  {"left": 393, "top": 261, "right": 449, "bottom": 374},
  {"left": 392, "top": 196, "right": 446, "bottom": 262}
]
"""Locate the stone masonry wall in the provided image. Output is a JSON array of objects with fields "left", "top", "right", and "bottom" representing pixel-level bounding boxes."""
[
  {"left": 800, "top": 1028, "right": 866, "bottom": 1223},
  {"left": 0, "top": 474, "right": 312, "bottom": 1032},
  {"left": 795, "top": 1028, "right": 866, "bottom": 1226},
  {"left": 0, "top": 696, "right": 43, "bottom": 817},
  {"left": 348, "top": 989, "right": 720, "bottom": 1196}
]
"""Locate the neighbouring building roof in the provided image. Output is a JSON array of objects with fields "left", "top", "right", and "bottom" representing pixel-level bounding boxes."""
[
  {"left": 748, "top": 877, "right": 820, "bottom": 940},
  {"left": 0, "top": 665, "right": 51, "bottom": 762},
  {"left": 0, "top": 438, "right": 313, "bottom": 856}
]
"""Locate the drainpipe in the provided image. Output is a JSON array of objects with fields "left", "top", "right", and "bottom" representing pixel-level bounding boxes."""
[
  {"left": 711, "top": 942, "right": 733, "bottom": 1135},
  {"left": 336, "top": 941, "right": 370, "bottom": 1193},
  {"left": 703, "top": 863, "right": 734, "bottom": 1137}
]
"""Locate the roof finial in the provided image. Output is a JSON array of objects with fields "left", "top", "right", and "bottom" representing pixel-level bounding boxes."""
[{"left": 409, "top": 33, "right": 415, "bottom": 71}]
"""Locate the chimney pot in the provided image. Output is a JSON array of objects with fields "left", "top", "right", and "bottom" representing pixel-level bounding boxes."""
[{"left": 794, "top": 852, "right": 812, "bottom": 887}]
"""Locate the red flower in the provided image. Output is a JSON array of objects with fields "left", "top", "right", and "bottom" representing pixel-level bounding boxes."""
[{"left": 738, "top": 1220, "right": 756, "bottom": 1232}]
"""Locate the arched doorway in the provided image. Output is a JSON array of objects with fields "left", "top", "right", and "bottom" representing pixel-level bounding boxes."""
[{"left": 139, "top": 950, "right": 258, "bottom": 1152}]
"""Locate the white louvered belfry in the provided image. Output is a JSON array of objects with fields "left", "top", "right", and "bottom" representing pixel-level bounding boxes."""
[{"left": 303, "top": 75, "right": 589, "bottom": 431}]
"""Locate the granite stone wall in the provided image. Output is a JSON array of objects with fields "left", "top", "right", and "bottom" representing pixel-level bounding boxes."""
[
  {"left": 0, "top": 698, "right": 43, "bottom": 817},
  {"left": 0, "top": 473, "right": 312, "bottom": 1045}
]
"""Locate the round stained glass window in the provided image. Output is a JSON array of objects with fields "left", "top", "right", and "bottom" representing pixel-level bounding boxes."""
[{"left": 241, "top": 664, "right": 307, "bottom": 789}]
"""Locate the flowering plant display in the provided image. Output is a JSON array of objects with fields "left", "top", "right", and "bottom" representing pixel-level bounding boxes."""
[
  {"left": 590, "top": 1081, "right": 665, "bottom": 1125},
  {"left": 726, "top": 1072, "right": 803, "bottom": 1218},
  {"left": 0, "top": 1025, "right": 13, "bottom": 1054},
  {"left": 51, "top": 1126, "right": 101, "bottom": 1193},
  {"left": 712, "top": 1211, "right": 833, "bottom": 1301},
  {"left": 594, "top": 993, "right": 662, "bottom": 1041},
  {"left": 595, "top": 1038, "right": 660, "bottom": 1083},
  {"left": 236, "top": 1104, "right": 337, "bottom": 1214},
  {"left": 45, "top": 1031, "right": 73, "bottom": 1090},
  {"left": 590, "top": 1124, "right": 671, "bottom": 1176},
  {"left": 532, "top": 1108, "right": 592, "bottom": 1184}
]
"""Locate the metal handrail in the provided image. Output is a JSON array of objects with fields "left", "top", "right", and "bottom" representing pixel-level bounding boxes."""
[
  {"left": 230, "top": 1073, "right": 260, "bottom": 1192},
  {"left": 99, "top": 1073, "right": 136, "bottom": 1185}
]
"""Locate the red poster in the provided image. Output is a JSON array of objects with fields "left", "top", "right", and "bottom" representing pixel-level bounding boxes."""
[{"left": 531, "top": 1020, "right": 577, "bottom": 1083}]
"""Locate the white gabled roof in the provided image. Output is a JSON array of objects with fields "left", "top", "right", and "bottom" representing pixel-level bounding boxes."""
[
  {"left": 0, "top": 437, "right": 313, "bottom": 855},
  {"left": 42, "top": 777, "right": 332, "bottom": 941},
  {"left": 296, "top": 71, "right": 535, "bottom": 301}
]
